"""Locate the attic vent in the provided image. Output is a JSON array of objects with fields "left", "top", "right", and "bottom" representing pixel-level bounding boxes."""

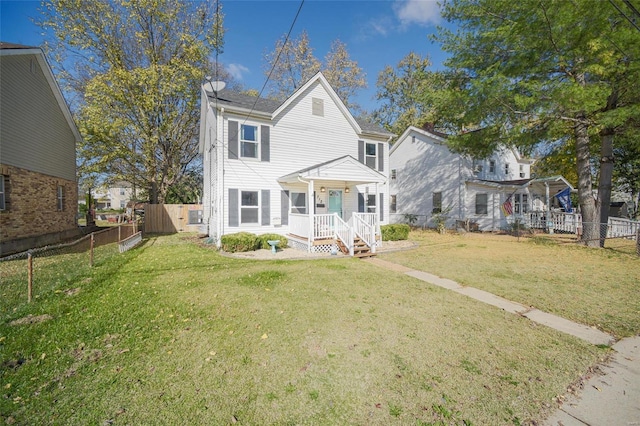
[{"left": 312, "top": 97, "right": 324, "bottom": 117}]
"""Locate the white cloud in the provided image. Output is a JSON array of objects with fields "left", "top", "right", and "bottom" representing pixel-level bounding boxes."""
[
  {"left": 393, "top": 0, "right": 442, "bottom": 26},
  {"left": 356, "top": 16, "right": 394, "bottom": 41},
  {"left": 225, "top": 63, "right": 250, "bottom": 81}
]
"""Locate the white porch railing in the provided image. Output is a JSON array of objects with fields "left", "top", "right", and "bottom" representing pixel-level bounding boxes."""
[
  {"left": 527, "top": 211, "right": 638, "bottom": 238},
  {"left": 352, "top": 213, "right": 376, "bottom": 253},
  {"left": 288, "top": 212, "right": 379, "bottom": 255}
]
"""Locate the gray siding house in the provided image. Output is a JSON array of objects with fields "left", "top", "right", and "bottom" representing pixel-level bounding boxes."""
[{"left": 0, "top": 42, "right": 82, "bottom": 255}]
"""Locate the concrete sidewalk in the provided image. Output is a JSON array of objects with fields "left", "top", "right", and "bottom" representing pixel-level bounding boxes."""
[{"left": 364, "top": 257, "right": 639, "bottom": 425}]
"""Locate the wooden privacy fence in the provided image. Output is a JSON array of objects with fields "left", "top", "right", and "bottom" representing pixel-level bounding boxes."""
[{"left": 143, "top": 204, "right": 204, "bottom": 233}]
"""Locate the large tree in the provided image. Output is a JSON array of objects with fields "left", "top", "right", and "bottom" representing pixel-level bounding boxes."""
[
  {"left": 40, "top": 0, "right": 224, "bottom": 204},
  {"left": 264, "top": 32, "right": 366, "bottom": 111},
  {"left": 433, "top": 0, "right": 640, "bottom": 247},
  {"left": 373, "top": 52, "right": 446, "bottom": 137}
]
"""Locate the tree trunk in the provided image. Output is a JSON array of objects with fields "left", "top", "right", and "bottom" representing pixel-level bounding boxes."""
[
  {"left": 575, "top": 115, "right": 599, "bottom": 247},
  {"left": 598, "top": 129, "right": 615, "bottom": 247}
]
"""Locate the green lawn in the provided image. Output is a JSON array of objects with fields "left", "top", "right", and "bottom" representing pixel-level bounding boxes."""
[
  {"left": 1, "top": 234, "right": 608, "bottom": 424},
  {"left": 380, "top": 230, "right": 640, "bottom": 339}
]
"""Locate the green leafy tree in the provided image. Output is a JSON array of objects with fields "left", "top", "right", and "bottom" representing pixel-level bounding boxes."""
[
  {"left": 264, "top": 32, "right": 367, "bottom": 111},
  {"left": 434, "top": 0, "right": 640, "bottom": 247},
  {"left": 373, "top": 52, "right": 447, "bottom": 137},
  {"left": 323, "top": 39, "right": 367, "bottom": 112},
  {"left": 263, "top": 30, "right": 321, "bottom": 101},
  {"left": 40, "top": 0, "right": 224, "bottom": 204}
]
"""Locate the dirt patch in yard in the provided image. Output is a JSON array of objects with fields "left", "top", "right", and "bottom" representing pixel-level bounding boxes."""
[{"left": 9, "top": 314, "right": 53, "bottom": 326}]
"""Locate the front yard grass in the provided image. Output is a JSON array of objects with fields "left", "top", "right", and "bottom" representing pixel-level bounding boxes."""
[
  {"left": 380, "top": 230, "right": 640, "bottom": 339},
  {"left": 1, "top": 234, "right": 607, "bottom": 424}
]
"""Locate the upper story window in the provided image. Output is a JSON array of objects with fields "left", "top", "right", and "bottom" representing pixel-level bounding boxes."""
[
  {"left": 120, "top": 188, "right": 126, "bottom": 195},
  {"left": 519, "top": 164, "right": 526, "bottom": 178},
  {"left": 489, "top": 160, "right": 496, "bottom": 174},
  {"left": 391, "top": 169, "right": 397, "bottom": 180},
  {"left": 241, "top": 125, "right": 258, "bottom": 158},
  {"left": 365, "top": 143, "right": 377, "bottom": 169},
  {"left": 472, "top": 159, "right": 483, "bottom": 175},
  {"left": 505, "top": 163, "right": 510, "bottom": 175}
]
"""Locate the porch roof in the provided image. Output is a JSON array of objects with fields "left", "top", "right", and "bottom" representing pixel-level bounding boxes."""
[
  {"left": 278, "top": 155, "right": 386, "bottom": 184},
  {"left": 467, "top": 175, "right": 574, "bottom": 195}
]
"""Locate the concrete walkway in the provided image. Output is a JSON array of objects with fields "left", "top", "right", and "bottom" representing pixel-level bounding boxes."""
[{"left": 364, "top": 257, "right": 640, "bottom": 425}]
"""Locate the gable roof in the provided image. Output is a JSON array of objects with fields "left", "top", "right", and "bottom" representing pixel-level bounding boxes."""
[
  {"left": 390, "top": 125, "right": 448, "bottom": 155},
  {"left": 278, "top": 155, "right": 386, "bottom": 184},
  {"left": 204, "top": 72, "right": 392, "bottom": 138},
  {"left": 0, "top": 42, "right": 82, "bottom": 143}
]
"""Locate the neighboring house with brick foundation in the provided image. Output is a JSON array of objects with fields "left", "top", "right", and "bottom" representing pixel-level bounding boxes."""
[{"left": 0, "top": 42, "right": 82, "bottom": 255}]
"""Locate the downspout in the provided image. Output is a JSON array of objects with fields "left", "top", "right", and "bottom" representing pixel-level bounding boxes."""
[
  {"left": 219, "top": 107, "right": 225, "bottom": 247},
  {"left": 297, "top": 175, "right": 313, "bottom": 252}
]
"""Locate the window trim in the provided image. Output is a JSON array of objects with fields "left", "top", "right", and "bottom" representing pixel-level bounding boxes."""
[
  {"left": 0, "top": 175, "right": 5, "bottom": 211},
  {"left": 57, "top": 185, "right": 65, "bottom": 211},
  {"left": 475, "top": 193, "right": 488, "bottom": 215},
  {"left": 505, "top": 163, "right": 510, "bottom": 175},
  {"left": 390, "top": 194, "right": 397, "bottom": 213},
  {"left": 366, "top": 193, "right": 376, "bottom": 213},
  {"left": 365, "top": 142, "right": 377, "bottom": 169},
  {"left": 489, "top": 159, "right": 496, "bottom": 174},
  {"left": 290, "top": 192, "right": 307, "bottom": 214},
  {"left": 240, "top": 190, "right": 259, "bottom": 224},
  {"left": 432, "top": 191, "right": 442, "bottom": 214},
  {"left": 240, "top": 124, "right": 259, "bottom": 159}
]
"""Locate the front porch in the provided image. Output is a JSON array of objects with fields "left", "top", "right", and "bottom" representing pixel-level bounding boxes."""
[{"left": 288, "top": 212, "right": 381, "bottom": 257}]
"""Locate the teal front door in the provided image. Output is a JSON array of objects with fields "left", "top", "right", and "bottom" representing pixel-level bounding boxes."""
[{"left": 328, "top": 189, "right": 343, "bottom": 218}]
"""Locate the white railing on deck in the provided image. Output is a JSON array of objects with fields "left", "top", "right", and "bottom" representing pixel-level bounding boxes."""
[
  {"left": 314, "top": 214, "right": 335, "bottom": 240},
  {"left": 352, "top": 214, "right": 376, "bottom": 253},
  {"left": 289, "top": 214, "right": 308, "bottom": 238},
  {"left": 334, "top": 214, "right": 353, "bottom": 256},
  {"left": 528, "top": 211, "right": 638, "bottom": 238}
]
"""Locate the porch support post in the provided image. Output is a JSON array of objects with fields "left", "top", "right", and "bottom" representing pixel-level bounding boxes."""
[{"left": 308, "top": 179, "right": 314, "bottom": 252}]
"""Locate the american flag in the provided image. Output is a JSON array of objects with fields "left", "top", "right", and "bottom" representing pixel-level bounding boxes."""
[{"left": 501, "top": 196, "right": 513, "bottom": 216}]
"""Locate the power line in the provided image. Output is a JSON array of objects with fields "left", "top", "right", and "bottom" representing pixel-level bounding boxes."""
[{"left": 608, "top": 0, "right": 640, "bottom": 32}]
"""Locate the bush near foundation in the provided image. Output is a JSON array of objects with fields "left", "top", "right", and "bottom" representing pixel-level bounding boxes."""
[
  {"left": 258, "top": 234, "right": 288, "bottom": 249},
  {"left": 220, "top": 232, "right": 261, "bottom": 253},
  {"left": 381, "top": 224, "right": 410, "bottom": 241}
]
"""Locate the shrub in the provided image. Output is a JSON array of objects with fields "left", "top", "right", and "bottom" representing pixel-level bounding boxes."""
[
  {"left": 381, "top": 224, "right": 410, "bottom": 241},
  {"left": 220, "top": 232, "right": 261, "bottom": 253},
  {"left": 258, "top": 234, "right": 288, "bottom": 250}
]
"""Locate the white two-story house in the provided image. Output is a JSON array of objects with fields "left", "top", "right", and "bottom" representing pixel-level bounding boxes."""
[
  {"left": 199, "top": 72, "right": 394, "bottom": 255},
  {"left": 389, "top": 124, "right": 573, "bottom": 231}
]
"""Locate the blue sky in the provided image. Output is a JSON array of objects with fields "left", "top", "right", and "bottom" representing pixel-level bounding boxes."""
[{"left": 0, "top": 0, "right": 449, "bottom": 112}]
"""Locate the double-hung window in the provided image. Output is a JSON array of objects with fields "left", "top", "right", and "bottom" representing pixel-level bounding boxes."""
[
  {"left": 291, "top": 192, "right": 307, "bottom": 214},
  {"left": 240, "top": 191, "right": 259, "bottom": 223},
  {"left": 57, "top": 185, "right": 65, "bottom": 211},
  {"left": 391, "top": 169, "right": 397, "bottom": 180},
  {"left": 366, "top": 194, "right": 376, "bottom": 213},
  {"left": 514, "top": 194, "right": 529, "bottom": 214},
  {"left": 390, "top": 195, "right": 397, "bottom": 213},
  {"left": 432, "top": 192, "right": 442, "bottom": 214},
  {"left": 489, "top": 160, "right": 496, "bottom": 174},
  {"left": 241, "top": 125, "right": 258, "bottom": 159},
  {"left": 0, "top": 176, "right": 5, "bottom": 210},
  {"left": 365, "top": 143, "right": 377, "bottom": 169},
  {"left": 475, "top": 193, "right": 488, "bottom": 215},
  {"left": 505, "top": 163, "right": 510, "bottom": 176}
]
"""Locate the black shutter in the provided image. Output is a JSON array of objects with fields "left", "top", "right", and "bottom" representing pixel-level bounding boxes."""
[
  {"left": 261, "top": 125, "right": 270, "bottom": 162},
  {"left": 358, "top": 193, "right": 364, "bottom": 213},
  {"left": 378, "top": 143, "right": 384, "bottom": 171},
  {"left": 261, "top": 190, "right": 270, "bottom": 225},
  {"left": 281, "top": 190, "right": 289, "bottom": 225},
  {"left": 228, "top": 121, "right": 238, "bottom": 159},
  {"left": 229, "top": 188, "right": 239, "bottom": 227},
  {"left": 358, "top": 140, "right": 364, "bottom": 164},
  {"left": 379, "top": 193, "right": 384, "bottom": 221}
]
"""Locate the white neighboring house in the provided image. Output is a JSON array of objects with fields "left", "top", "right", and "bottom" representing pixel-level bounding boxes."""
[
  {"left": 199, "top": 72, "right": 394, "bottom": 256},
  {"left": 389, "top": 125, "right": 573, "bottom": 231},
  {"left": 90, "top": 182, "right": 137, "bottom": 210}
]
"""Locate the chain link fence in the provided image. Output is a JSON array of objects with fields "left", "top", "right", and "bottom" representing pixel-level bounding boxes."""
[{"left": 0, "top": 222, "right": 142, "bottom": 314}]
